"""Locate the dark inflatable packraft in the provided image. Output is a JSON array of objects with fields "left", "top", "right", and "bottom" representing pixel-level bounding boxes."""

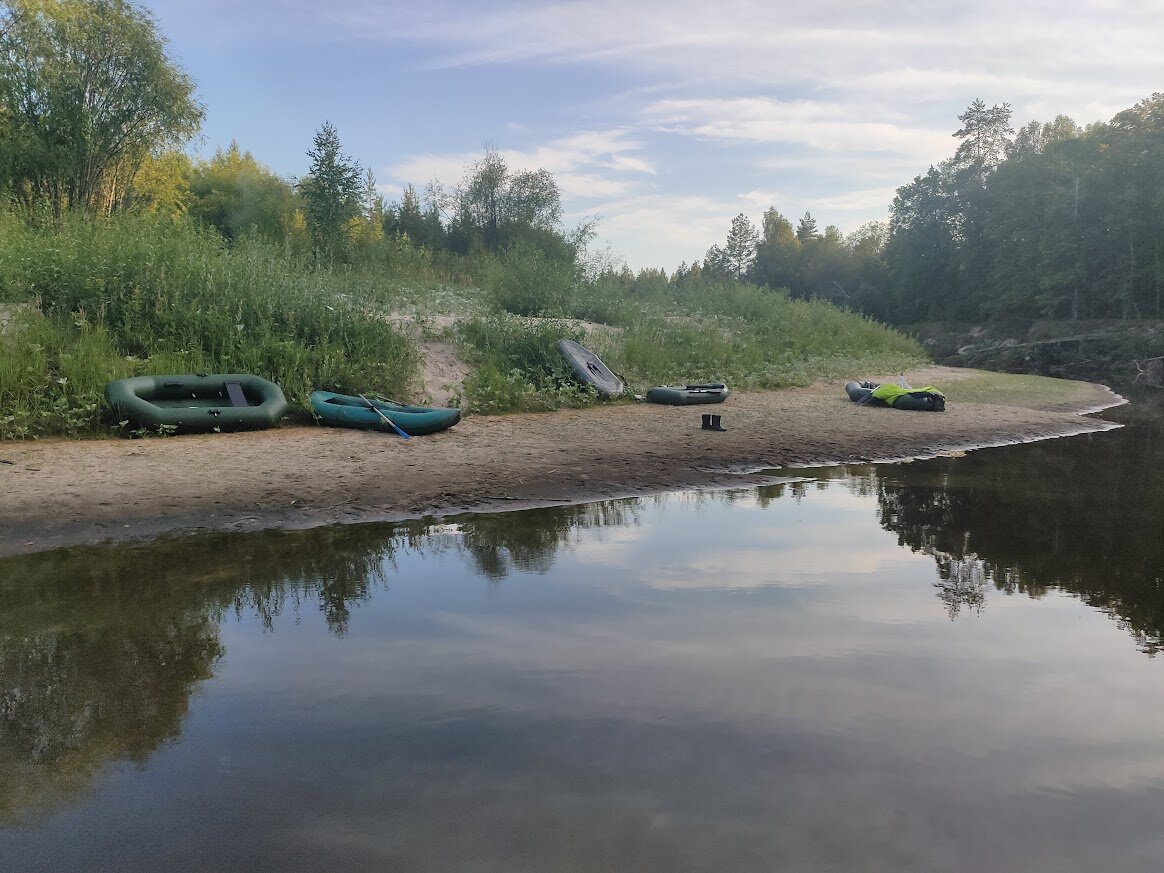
[
  {"left": 557, "top": 338, "right": 624, "bottom": 398},
  {"left": 845, "top": 380, "right": 945, "bottom": 412},
  {"left": 646, "top": 383, "right": 730, "bottom": 405},
  {"left": 104, "top": 373, "right": 288, "bottom": 433}
]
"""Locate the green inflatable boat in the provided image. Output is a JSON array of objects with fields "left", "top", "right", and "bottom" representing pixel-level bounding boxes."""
[
  {"left": 309, "top": 391, "right": 461, "bottom": 436},
  {"left": 104, "top": 373, "right": 288, "bottom": 433},
  {"left": 646, "top": 382, "right": 730, "bottom": 405}
]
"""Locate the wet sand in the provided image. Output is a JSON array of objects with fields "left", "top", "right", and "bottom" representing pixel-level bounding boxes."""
[{"left": 0, "top": 367, "right": 1126, "bottom": 556}]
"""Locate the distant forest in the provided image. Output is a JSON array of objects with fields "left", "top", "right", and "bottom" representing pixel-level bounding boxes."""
[{"left": 699, "top": 95, "right": 1164, "bottom": 326}]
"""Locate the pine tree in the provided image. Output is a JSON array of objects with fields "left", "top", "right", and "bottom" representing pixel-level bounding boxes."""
[
  {"left": 297, "top": 122, "right": 362, "bottom": 260},
  {"left": 952, "top": 99, "right": 1014, "bottom": 185},
  {"left": 723, "top": 213, "right": 759, "bottom": 279},
  {"left": 796, "top": 212, "right": 819, "bottom": 242}
]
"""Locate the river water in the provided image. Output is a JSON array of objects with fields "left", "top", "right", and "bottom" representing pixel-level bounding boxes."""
[{"left": 2, "top": 399, "right": 1162, "bottom": 872}]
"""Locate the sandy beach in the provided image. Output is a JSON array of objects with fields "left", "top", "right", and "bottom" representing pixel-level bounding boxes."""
[{"left": 0, "top": 366, "right": 1126, "bottom": 556}]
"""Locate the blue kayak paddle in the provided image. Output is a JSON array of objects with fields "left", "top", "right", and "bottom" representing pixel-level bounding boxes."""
[{"left": 358, "top": 393, "right": 410, "bottom": 439}]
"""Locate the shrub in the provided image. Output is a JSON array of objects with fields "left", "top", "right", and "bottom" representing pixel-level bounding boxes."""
[{"left": 484, "top": 246, "right": 575, "bottom": 316}]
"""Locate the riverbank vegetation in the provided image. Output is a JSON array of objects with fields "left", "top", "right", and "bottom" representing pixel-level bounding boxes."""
[
  {"left": 0, "top": 206, "right": 923, "bottom": 437},
  {"left": 0, "top": 3, "right": 1159, "bottom": 427},
  {"left": 0, "top": 0, "right": 925, "bottom": 439}
]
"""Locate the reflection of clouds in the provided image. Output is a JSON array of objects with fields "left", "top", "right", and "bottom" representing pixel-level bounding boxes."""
[
  {"left": 217, "top": 565, "right": 1164, "bottom": 805},
  {"left": 568, "top": 483, "right": 917, "bottom": 589},
  {"left": 640, "top": 543, "right": 915, "bottom": 590},
  {"left": 557, "top": 522, "right": 646, "bottom": 566}
]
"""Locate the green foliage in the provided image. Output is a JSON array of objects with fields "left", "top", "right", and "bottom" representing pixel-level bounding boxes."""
[
  {"left": 446, "top": 148, "right": 565, "bottom": 257},
  {"left": 481, "top": 245, "right": 575, "bottom": 316},
  {"left": 0, "top": 204, "right": 928, "bottom": 431},
  {"left": 0, "top": 310, "right": 124, "bottom": 438},
  {"left": 384, "top": 185, "right": 445, "bottom": 250},
  {"left": 298, "top": 122, "right": 362, "bottom": 261},
  {"left": 594, "top": 280, "right": 924, "bottom": 392},
  {"left": 127, "top": 150, "right": 194, "bottom": 219},
  {"left": 456, "top": 314, "right": 595, "bottom": 413},
  {"left": 716, "top": 94, "right": 1164, "bottom": 334},
  {"left": 187, "top": 142, "right": 303, "bottom": 248},
  {"left": 0, "top": 0, "right": 203, "bottom": 214},
  {"left": 704, "top": 213, "right": 758, "bottom": 281},
  {"left": 951, "top": 99, "right": 1014, "bottom": 184},
  {"left": 0, "top": 210, "right": 420, "bottom": 437},
  {"left": 751, "top": 208, "right": 800, "bottom": 291},
  {"left": 881, "top": 93, "right": 1164, "bottom": 324},
  {"left": 350, "top": 229, "right": 436, "bottom": 278}
]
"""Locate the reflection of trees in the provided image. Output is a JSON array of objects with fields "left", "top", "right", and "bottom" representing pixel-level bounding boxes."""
[
  {"left": 457, "top": 500, "right": 640, "bottom": 580},
  {"left": 932, "top": 548, "right": 988, "bottom": 619},
  {"left": 0, "top": 500, "right": 651, "bottom": 821},
  {"left": 0, "top": 523, "right": 407, "bottom": 823},
  {"left": 0, "top": 610, "right": 220, "bottom": 823},
  {"left": 864, "top": 399, "right": 1164, "bottom": 651}
]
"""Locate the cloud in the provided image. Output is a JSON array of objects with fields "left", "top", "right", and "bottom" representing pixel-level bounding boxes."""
[
  {"left": 578, "top": 191, "right": 763, "bottom": 270},
  {"left": 384, "top": 128, "right": 651, "bottom": 196},
  {"left": 738, "top": 187, "right": 896, "bottom": 220},
  {"left": 368, "top": 1, "right": 1164, "bottom": 109},
  {"left": 641, "top": 97, "right": 953, "bottom": 161}
]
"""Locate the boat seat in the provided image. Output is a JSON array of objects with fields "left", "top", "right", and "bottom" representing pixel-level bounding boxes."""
[{"left": 225, "top": 381, "right": 249, "bottom": 407}]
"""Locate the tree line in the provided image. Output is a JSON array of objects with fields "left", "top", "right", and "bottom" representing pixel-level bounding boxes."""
[{"left": 696, "top": 95, "right": 1164, "bottom": 326}]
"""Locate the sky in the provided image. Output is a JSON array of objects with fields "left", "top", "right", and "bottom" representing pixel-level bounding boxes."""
[{"left": 141, "top": 0, "right": 1163, "bottom": 271}]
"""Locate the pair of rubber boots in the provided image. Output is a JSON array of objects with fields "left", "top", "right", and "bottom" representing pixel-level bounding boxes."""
[{"left": 701, "top": 413, "right": 726, "bottom": 432}]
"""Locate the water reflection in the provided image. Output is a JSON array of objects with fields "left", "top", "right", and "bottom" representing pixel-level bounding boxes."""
[
  {"left": 769, "top": 396, "right": 1164, "bottom": 648},
  {"left": 458, "top": 500, "right": 643, "bottom": 579},
  {"left": 0, "top": 503, "right": 657, "bottom": 823},
  {"left": 0, "top": 525, "right": 395, "bottom": 823},
  {"left": 2, "top": 398, "right": 1163, "bottom": 871}
]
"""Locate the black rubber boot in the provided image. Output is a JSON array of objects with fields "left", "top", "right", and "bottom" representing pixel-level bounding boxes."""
[
  {"left": 701, "top": 413, "right": 712, "bottom": 429},
  {"left": 710, "top": 414, "right": 726, "bottom": 432}
]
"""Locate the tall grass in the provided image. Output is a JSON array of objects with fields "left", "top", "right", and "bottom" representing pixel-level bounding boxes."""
[
  {"left": 456, "top": 315, "right": 596, "bottom": 413},
  {"left": 0, "top": 208, "right": 929, "bottom": 439},
  {"left": 0, "top": 211, "right": 419, "bottom": 437},
  {"left": 601, "top": 290, "right": 925, "bottom": 390},
  {"left": 0, "top": 312, "right": 129, "bottom": 439},
  {"left": 452, "top": 274, "right": 926, "bottom": 409}
]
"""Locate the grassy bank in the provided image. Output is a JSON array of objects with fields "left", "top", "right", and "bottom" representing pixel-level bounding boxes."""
[{"left": 0, "top": 211, "right": 927, "bottom": 438}]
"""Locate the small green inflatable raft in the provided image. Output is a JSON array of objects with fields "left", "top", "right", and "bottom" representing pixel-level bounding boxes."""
[
  {"left": 309, "top": 391, "right": 461, "bottom": 436},
  {"left": 646, "top": 383, "right": 730, "bottom": 405},
  {"left": 104, "top": 373, "right": 288, "bottom": 433}
]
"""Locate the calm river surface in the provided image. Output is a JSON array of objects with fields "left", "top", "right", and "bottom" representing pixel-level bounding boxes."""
[{"left": 2, "top": 399, "right": 1163, "bottom": 872}]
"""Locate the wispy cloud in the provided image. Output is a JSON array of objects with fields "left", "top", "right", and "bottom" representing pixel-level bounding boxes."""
[
  {"left": 641, "top": 98, "right": 952, "bottom": 158},
  {"left": 369, "top": 1, "right": 1163, "bottom": 108},
  {"left": 578, "top": 192, "right": 760, "bottom": 270},
  {"left": 385, "top": 129, "right": 651, "bottom": 198}
]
